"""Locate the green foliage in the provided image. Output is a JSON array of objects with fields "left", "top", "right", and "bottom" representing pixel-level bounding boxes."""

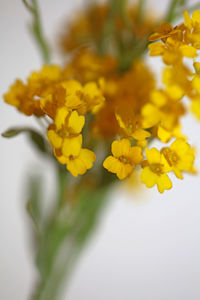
[
  {"left": 2, "top": 127, "right": 48, "bottom": 155},
  {"left": 22, "top": 0, "right": 51, "bottom": 63}
]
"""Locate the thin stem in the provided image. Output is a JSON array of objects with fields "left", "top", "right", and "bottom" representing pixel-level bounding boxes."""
[
  {"left": 22, "top": 0, "right": 51, "bottom": 63},
  {"left": 166, "top": 0, "right": 179, "bottom": 22},
  {"left": 31, "top": 184, "right": 111, "bottom": 300},
  {"left": 137, "top": 0, "right": 146, "bottom": 23},
  {"left": 109, "top": 0, "right": 128, "bottom": 16}
]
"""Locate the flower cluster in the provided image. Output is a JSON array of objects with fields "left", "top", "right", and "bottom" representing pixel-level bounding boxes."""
[{"left": 4, "top": 9, "right": 200, "bottom": 193}]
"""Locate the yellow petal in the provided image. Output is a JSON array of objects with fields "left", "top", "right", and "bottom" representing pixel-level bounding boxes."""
[
  {"left": 165, "top": 85, "right": 184, "bottom": 100},
  {"left": 180, "top": 45, "right": 197, "bottom": 58},
  {"left": 151, "top": 90, "right": 167, "bottom": 107},
  {"left": 128, "top": 146, "right": 143, "bottom": 165},
  {"left": 132, "top": 129, "right": 151, "bottom": 140},
  {"left": 184, "top": 10, "right": 192, "bottom": 30},
  {"left": 170, "top": 139, "right": 189, "bottom": 155},
  {"left": 68, "top": 111, "right": 85, "bottom": 133},
  {"left": 173, "top": 167, "right": 183, "bottom": 179},
  {"left": 145, "top": 148, "right": 161, "bottom": 164},
  {"left": 148, "top": 43, "right": 165, "bottom": 56},
  {"left": 160, "top": 154, "right": 172, "bottom": 173},
  {"left": 157, "top": 126, "right": 172, "bottom": 143},
  {"left": 192, "top": 76, "right": 200, "bottom": 93},
  {"left": 55, "top": 107, "right": 69, "bottom": 130},
  {"left": 191, "top": 98, "right": 200, "bottom": 120},
  {"left": 66, "top": 157, "right": 86, "bottom": 177},
  {"left": 47, "top": 129, "right": 62, "bottom": 149},
  {"left": 103, "top": 156, "right": 122, "bottom": 175},
  {"left": 117, "top": 163, "right": 133, "bottom": 180},
  {"left": 83, "top": 82, "right": 101, "bottom": 98},
  {"left": 62, "top": 135, "right": 82, "bottom": 157},
  {"left": 141, "top": 167, "right": 158, "bottom": 188},
  {"left": 79, "top": 148, "right": 96, "bottom": 169},
  {"left": 157, "top": 173, "right": 172, "bottom": 193},
  {"left": 141, "top": 104, "right": 161, "bottom": 128},
  {"left": 111, "top": 139, "right": 131, "bottom": 158},
  {"left": 65, "top": 94, "right": 83, "bottom": 110},
  {"left": 192, "top": 10, "right": 200, "bottom": 25},
  {"left": 54, "top": 151, "right": 68, "bottom": 165},
  {"left": 115, "top": 113, "right": 126, "bottom": 129},
  {"left": 62, "top": 80, "right": 83, "bottom": 96}
]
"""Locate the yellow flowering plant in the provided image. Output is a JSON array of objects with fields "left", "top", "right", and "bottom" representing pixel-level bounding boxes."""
[{"left": 2, "top": 0, "right": 200, "bottom": 299}]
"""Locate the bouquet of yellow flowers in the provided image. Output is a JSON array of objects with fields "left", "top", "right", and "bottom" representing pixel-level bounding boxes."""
[{"left": 2, "top": 0, "right": 200, "bottom": 299}]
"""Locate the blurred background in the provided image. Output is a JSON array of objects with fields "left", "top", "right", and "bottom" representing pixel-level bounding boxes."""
[{"left": 1, "top": 0, "right": 200, "bottom": 299}]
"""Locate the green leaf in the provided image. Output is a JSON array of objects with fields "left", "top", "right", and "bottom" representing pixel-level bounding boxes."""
[
  {"left": 2, "top": 127, "right": 48, "bottom": 154},
  {"left": 29, "top": 130, "right": 47, "bottom": 153},
  {"left": 2, "top": 128, "right": 25, "bottom": 138}
]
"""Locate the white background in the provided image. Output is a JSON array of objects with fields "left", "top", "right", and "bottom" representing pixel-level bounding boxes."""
[{"left": 1, "top": 0, "right": 200, "bottom": 299}]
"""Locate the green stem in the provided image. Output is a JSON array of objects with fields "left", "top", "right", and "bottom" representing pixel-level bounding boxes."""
[
  {"left": 22, "top": 0, "right": 51, "bottom": 63},
  {"left": 31, "top": 185, "right": 111, "bottom": 300},
  {"left": 166, "top": 0, "right": 179, "bottom": 22},
  {"left": 137, "top": 0, "right": 146, "bottom": 23},
  {"left": 98, "top": 0, "right": 128, "bottom": 54},
  {"left": 109, "top": 0, "right": 128, "bottom": 16}
]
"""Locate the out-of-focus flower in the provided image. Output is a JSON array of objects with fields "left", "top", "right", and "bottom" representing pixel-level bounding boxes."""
[{"left": 161, "top": 139, "right": 195, "bottom": 179}]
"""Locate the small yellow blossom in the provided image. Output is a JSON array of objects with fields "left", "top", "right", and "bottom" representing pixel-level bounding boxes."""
[
  {"left": 149, "top": 22, "right": 181, "bottom": 42},
  {"left": 55, "top": 148, "right": 96, "bottom": 177},
  {"left": 115, "top": 109, "right": 151, "bottom": 142},
  {"left": 141, "top": 148, "right": 172, "bottom": 193},
  {"left": 161, "top": 139, "right": 195, "bottom": 179},
  {"left": 103, "top": 139, "right": 143, "bottom": 180},
  {"left": 4, "top": 79, "right": 43, "bottom": 116},
  {"left": 47, "top": 107, "right": 85, "bottom": 158}
]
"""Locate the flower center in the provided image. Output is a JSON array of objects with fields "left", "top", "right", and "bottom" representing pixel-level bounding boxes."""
[
  {"left": 58, "top": 129, "right": 71, "bottom": 138},
  {"left": 119, "top": 155, "right": 130, "bottom": 164},
  {"left": 150, "top": 163, "right": 163, "bottom": 175},
  {"left": 69, "top": 155, "right": 76, "bottom": 160},
  {"left": 162, "top": 148, "right": 179, "bottom": 166}
]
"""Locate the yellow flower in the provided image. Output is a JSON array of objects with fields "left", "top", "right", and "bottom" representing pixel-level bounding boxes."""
[
  {"left": 55, "top": 148, "right": 96, "bottom": 177},
  {"left": 141, "top": 148, "right": 172, "bottom": 193},
  {"left": 28, "top": 65, "right": 62, "bottom": 83},
  {"left": 4, "top": 79, "right": 43, "bottom": 116},
  {"left": 4, "top": 64, "right": 64, "bottom": 117},
  {"left": 162, "top": 64, "right": 192, "bottom": 98},
  {"left": 149, "top": 22, "right": 181, "bottom": 42},
  {"left": 115, "top": 110, "right": 151, "bottom": 142},
  {"left": 161, "top": 139, "right": 195, "bottom": 179},
  {"left": 47, "top": 107, "right": 85, "bottom": 158},
  {"left": 66, "top": 149, "right": 96, "bottom": 177},
  {"left": 184, "top": 10, "right": 200, "bottom": 31},
  {"left": 149, "top": 35, "right": 197, "bottom": 65},
  {"left": 81, "top": 80, "right": 105, "bottom": 114},
  {"left": 103, "top": 139, "right": 143, "bottom": 180}
]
